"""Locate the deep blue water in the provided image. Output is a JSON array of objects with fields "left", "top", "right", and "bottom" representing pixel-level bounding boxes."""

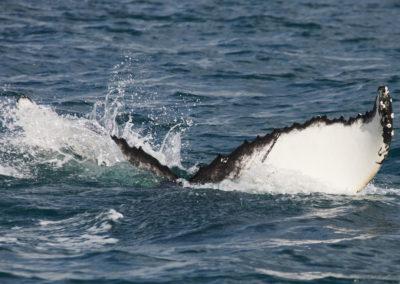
[{"left": 1, "top": 0, "right": 400, "bottom": 282}]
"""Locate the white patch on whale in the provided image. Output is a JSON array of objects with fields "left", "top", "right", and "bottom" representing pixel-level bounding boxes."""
[
  {"left": 190, "top": 86, "right": 393, "bottom": 194},
  {"left": 264, "top": 108, "right": 384, "bottom": 192},
  {"left": 233, "top": 109, "right": 383, "bottom": 193}
]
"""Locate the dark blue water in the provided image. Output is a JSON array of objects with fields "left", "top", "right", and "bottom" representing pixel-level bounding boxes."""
[{"left": 1, "top": 0, "right": 400, "bottom": 282}]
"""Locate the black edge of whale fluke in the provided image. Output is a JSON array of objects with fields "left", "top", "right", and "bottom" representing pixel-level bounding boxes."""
[{"left": 111, "top": 135, "right": 179, "bottom": 182}]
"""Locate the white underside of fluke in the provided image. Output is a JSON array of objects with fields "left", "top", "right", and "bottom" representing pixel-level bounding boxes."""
[{"left": 238, "top": 99, "right": 386, "bottom": 193}]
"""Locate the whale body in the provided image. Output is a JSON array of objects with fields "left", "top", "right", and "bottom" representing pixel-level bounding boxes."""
[{"left": 17, "top": 86, "right": 393, "bottom": 193}]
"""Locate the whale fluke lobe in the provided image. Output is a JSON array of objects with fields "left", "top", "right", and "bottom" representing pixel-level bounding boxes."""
[
  {"left": 17, "top": 85, "right": 393, "bottom": 193},
  {"left": 17, "top": 96, "right": 34, "bottom": 110},
  {"left": 190, "top": 86, "right": 393, "bottom": 193},
  {"left": 110, "top": 136, "right": 179, "bottom": 182}
]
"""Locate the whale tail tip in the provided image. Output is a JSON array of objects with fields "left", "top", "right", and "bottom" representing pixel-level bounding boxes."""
[{"left": 17, "top": 96, "right": 34, "bottom": 110}]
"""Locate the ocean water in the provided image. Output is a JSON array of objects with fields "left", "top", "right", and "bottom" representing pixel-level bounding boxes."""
[{"left": 1, "top": 0, "right": 400, "bottom": 282}]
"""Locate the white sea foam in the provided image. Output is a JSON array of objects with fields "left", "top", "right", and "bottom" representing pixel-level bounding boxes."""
[
  {"left": 0, "top": 165, "right": 26, "bottom": 178},
  {"left": 107, "top": 208, "right": 124, "bottom": 221},
  {"left": 15, "top": 98, "right": 124, "bottom": 167},
  {"left": 256, "top": 268, "right": 397, "bottom": 281},
  {"left": 184, "top": 164, "right": 394, "bottom": 196},
  {"left": 362, "top": 183, "right": 400, "bottom": 195},
  {"left": 36, "top": 209, "right": 124, "bottom": 251},
  {"left": 0, "top": 90, "right": 187, "bottom": 180}
]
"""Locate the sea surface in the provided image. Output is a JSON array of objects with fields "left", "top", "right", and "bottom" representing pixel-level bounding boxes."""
[{"left": 1, "top": 0, "right": 400, "bottom": 283}]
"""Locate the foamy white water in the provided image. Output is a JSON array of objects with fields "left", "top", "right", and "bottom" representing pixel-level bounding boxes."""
[
  {"left": 13, "top": 98, "right": 124, "bottom": 168},
  {"left": 0, "top": 95, "right": 187, "bottom": 181}
]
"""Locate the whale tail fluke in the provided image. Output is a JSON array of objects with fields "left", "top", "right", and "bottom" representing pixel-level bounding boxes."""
[
  {"left": 17, "top": 86, "right": 393, "bottom": 193},
  {"left": 189, "top": 86, "right": 393, "bottom": 192}
]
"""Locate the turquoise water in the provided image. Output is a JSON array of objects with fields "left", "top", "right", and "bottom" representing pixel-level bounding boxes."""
[{"left": 1, "top": 0, "right": 400, "bottom": 282}]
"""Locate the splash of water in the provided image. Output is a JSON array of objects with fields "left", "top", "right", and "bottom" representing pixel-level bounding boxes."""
[
  {"left": 89, "top": 56, "right": 193, "bottom": 171},
  {"left": 182, "top": 169, "right": 397, "bottom": 196},
  {"left": 0, "top": 97, "right": 123, "bottom": 179},
  {"left": 0, "top": 57, "right": 192, "bottom": 182}
]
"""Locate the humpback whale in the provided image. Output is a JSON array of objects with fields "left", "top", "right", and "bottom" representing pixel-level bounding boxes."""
[{"left": 17, "top": 86, "right": 393, "bottom": 193}]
